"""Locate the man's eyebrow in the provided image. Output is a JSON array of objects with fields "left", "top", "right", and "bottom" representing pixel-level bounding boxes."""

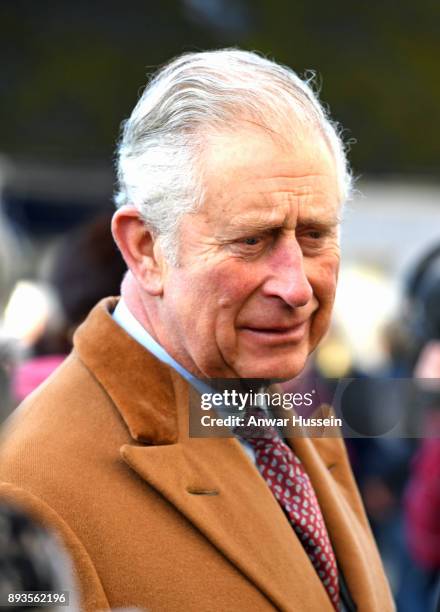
[
  {"left": 297, "top": 214, "right": 342, "bottom": 227},
  {"left": 217, "top": 219, "right": 283, "bottom": 239},
  {"left": 227, "top": 218, "right": 284, "bottom": 232},
  {"left": 224, "top": 211, "right": 342, "bottom": 233}
]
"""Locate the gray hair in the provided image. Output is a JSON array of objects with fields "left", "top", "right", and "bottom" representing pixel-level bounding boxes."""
[{"left": 114, "top": 48, "right": 352, "bottom": 263}]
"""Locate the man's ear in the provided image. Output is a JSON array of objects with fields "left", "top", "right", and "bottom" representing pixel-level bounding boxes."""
[{"left": 111, "top": 206, "right": 166, "bottom": 296}]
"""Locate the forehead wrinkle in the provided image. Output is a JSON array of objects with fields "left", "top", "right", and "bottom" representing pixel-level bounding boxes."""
[
  {"left": 227, "top": 190, "right": 294, "bottom": 226},
  {"left": 229, "top": 186, "right": 300, "bottom": 210},
  {"left": 226, "top": 174, "right": 337, "bottom": 197},
  {"left": 219, "top": 177, "right": 338, "bottom": 212},
  {"left": 251, "top": 174, "right": 336, "bottom": 187}
]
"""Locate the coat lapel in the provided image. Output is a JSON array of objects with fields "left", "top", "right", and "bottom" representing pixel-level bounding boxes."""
[
  {"left": 288, "top": 435, "right": 392, "bottom": 611},
  {"left": 121, "top": 376, "right": 334, "bottom": 612}
]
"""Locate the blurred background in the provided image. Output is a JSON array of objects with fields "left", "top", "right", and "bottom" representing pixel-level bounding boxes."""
[{"left": 0, "top": 1, "right": 439, "bottom": 610}]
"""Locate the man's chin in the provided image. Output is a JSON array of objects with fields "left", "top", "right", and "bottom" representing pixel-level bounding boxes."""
[
  {"left": 233, "top": 358, "right": 308, "bottom": 382},
  {"left": 231, "top": 337, "right": 311, "bottom": 381}
]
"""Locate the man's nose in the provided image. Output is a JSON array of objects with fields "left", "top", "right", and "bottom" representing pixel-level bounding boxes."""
[{"left": 262, "top": 238, "right": 313, "bottom": 308}]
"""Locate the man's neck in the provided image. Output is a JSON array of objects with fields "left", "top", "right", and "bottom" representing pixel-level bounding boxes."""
[{"left": 120, "top": 272, "right": 159, "bottom": 341}]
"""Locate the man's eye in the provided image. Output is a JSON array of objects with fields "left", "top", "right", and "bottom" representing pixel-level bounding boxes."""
[
  {"left": 228, "top": 234, "right": 268, "bottom": 256},
  {"left": 307, "top": 230, "right": 323, "bottom": 240},
  {"left": 243, "top": 237, "right": 261, "bottom": 246},
  {"left": 298, "top": 229, "right": 325, "bottom": 241}
]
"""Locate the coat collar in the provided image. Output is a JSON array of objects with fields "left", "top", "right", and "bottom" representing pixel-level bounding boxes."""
[
  {"left": 74, "top": 297, "right": 178, "bottom": 445},
  {"left": 74, "top": 298, "right": 393, "bottom": 612}
]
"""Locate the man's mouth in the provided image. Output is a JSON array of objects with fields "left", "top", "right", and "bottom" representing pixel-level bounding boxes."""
[{"left": 239, "top": 320, "right": 309, "bottom": 343}]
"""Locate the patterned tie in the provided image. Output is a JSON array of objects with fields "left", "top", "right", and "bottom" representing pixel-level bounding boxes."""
[{"left": 238, "top": 409, "right": 341, "bottom": 610}]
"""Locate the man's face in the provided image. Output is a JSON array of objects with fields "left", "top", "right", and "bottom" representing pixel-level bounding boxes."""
[{"left": 156, "top": 127, "right": 341, "bottom": 379}]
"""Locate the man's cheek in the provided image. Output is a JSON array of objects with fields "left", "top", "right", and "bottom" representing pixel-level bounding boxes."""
[
  {"left": 211, "top": 269, "right": 249, "bottom": 308},
  {"left": 310, "top": 259, "right": 339, "bottom": 301}
]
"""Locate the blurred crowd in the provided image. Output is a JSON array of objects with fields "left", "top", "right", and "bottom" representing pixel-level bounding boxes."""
[
  {"left": 308, "top": 244, "right": 440, "bottom": 611},
  {"left": 0, "top": 211, "right": 126, "bottom": 416},
  {"left": 0, "top": 204, "right": 439, "bottom": 611}
]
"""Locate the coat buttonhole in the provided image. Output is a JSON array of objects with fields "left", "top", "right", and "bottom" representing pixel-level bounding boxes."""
[{"left": 187, "top": 487, "right": 219, "bottom": 496}]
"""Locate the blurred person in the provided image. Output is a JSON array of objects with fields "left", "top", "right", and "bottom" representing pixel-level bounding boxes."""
[
  {"left": 0, "top": 205, "right": 26, "bottom": 416},
  {"left": 48, "top": 212, "right": 127, "bottom": 349},
  {"left": 0, "top": 50, "right": 394, "bottom": 611},
  {"left": 0, "top": 216, "right": 79, "bottom": 611},
  {"left": 0, "top": 338, "right": 15, "bottom": 424},
  {"left": 405, "top": 342, "right": 440, "bottom": 583},
  {"left": 339, "top": 259, "right": 440, "bottom": 612},
  {"left": 401, "top": 245, "right": 440, "bottom": 612},
  {"left": 0, "top": 206, "right": 25, "bottom": 316},
  {"left": 400, "top": 243, "right": 440, "bottom": 371},
  {"left": 0, "top": 500, "right": 79, "bottom": 612},
  {"left": 11, "top": 213, "right": 126, "bottom": 403}
]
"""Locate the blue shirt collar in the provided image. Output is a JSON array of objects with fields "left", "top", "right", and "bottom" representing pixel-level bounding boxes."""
[{"left": 112, "top": 298, "right": 211, "bottom": 395}]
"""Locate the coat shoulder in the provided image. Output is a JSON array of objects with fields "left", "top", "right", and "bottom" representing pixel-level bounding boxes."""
[
  {"left": 0, "top": 351, "right": 130, "bottom": 505},
  {"left": 0, "top": 481, "right": 109, "bottom": 611}
]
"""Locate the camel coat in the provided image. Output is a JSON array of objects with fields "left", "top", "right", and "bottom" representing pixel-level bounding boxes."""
[{"left": 0, "top": 298, "right": 394, "bottom": 611}]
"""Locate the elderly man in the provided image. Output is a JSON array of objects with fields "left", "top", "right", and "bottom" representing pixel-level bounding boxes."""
[{"left": 0, "top": 50, "right": 394, "bottom": 611}]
